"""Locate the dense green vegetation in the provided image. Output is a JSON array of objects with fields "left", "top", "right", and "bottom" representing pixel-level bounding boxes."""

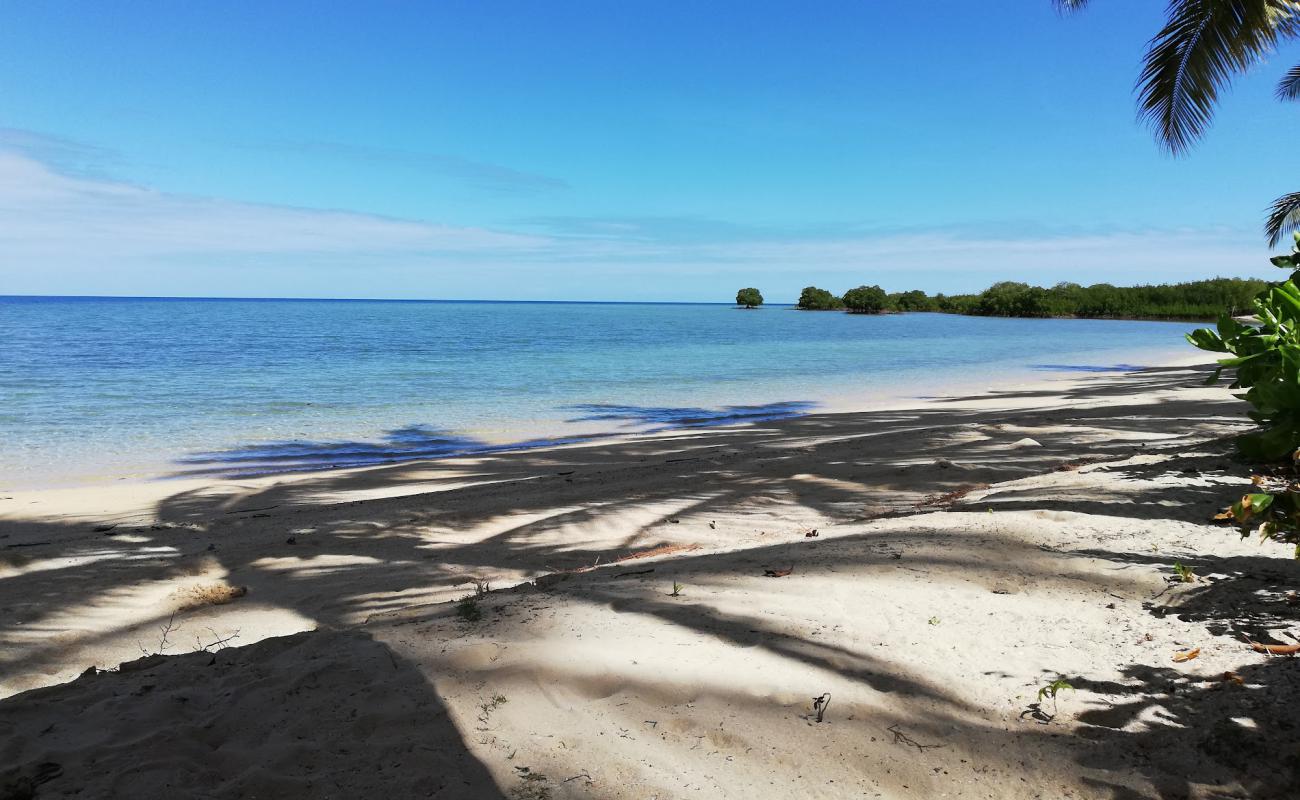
[
  {"left": 784, "top": 277, "right": 1266, "bottom": 320},
  {"left": 842, "top": 285, "right": 889, "bottom": 314},
  {"left": 1189, "top": 234, "right": 1300, "bottom": 553},
  {"left": 796, "top": 286, "right": 844, "bottom": 310},
  {"left": 735, "top": 287, "right": 763, "bottom": 308},
  {"left": 947, "top": 278, "right": 1267, "bottom": 319}
]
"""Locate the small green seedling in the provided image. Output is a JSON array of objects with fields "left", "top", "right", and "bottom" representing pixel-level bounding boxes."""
[
  {"left": 456, "top": 579, "right": 491, "bottom": 621},
  {"left": 928, "top": 616, "right": 941, "bottom": 626},
  {"left": 456, "top": 595, "right": 482, "bottom": 621},
  {"left": 670, "top": 581, "right": 684, "bottom": 597},
  {"left": 1172, "top": 561, "right": 1196, "bottom": 583},
  {"left": 1037, "top": 678, "right": 1074, "bottom": 716}
]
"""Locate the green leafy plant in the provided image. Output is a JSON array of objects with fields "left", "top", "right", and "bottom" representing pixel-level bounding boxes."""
[
  {"left": 456, "top": 579, "right": 491, "bottom": 622},
  {"left": 735, "top": 287, "right": 763, "bottom": 308},
  {"left": 1172, "top": 561, "right": 1196, "bottom": 583},
  {"left": 1188, "top": 234, "right": 1300, "bottom": 555},
  {"left": 1036, "top": 677, "right": 1074, "bottom": 716},
  {"left": 456, "top": 595, "right": 482, "bottom": 622},
  {"left": 669, "top": 580, "right": 684, "bottom": 597},
  {"left": 1187, "top": 234, "right": 1300, "bottom": 461},
  {"left": 1221, "top": 479, "right": 1300, "bottom": 556}
]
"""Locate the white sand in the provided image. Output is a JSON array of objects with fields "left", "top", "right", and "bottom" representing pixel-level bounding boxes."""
[{"left": 3, "top": 358, "right": 1298, "bottom": 799}]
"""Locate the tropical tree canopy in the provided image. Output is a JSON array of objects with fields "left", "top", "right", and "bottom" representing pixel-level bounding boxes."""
[
  {"left": 797, "top": 286, "right": 845, "bottom": 310},
  {"left": 735, "top": 287, "right": 764, "bottom": 308},
  {"left": 842, "top": 285, "right": 889, "bottom": 313},
  {"left": 1054, "top": 0, "right": 1300, "bottom": 245}
]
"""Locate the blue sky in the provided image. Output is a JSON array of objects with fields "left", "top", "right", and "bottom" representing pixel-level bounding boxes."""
[{"left": 1, "top": 1, "right": 1297, "bottom": 301}]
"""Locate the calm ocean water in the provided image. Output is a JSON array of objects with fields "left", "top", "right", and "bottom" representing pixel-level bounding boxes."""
[{"left": 0, "top": 296, "right": 1198, "bottom": 487}]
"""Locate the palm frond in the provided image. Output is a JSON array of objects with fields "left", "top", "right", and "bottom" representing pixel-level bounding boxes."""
[
  {"left": 1138, "top": 0, "right": 1300, "bottom": 154},
  {"left": 1266, "top": 191, "right": 1300, "bottom": 247},
  {"left": 1278, "top": 61, "right": 1300, "bottom": 99},
  {"left": 1052, "top": 0, "right": 1090, "bottom": 11}
]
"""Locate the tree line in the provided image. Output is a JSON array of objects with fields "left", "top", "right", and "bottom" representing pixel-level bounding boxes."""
[{"left": 737, "top": 277, "right": 1267, "bottom": 320}]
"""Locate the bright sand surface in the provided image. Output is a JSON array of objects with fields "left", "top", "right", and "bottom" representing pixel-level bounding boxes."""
[{"left": 2, "top": 353, "right": 1299, "bottom": 798}]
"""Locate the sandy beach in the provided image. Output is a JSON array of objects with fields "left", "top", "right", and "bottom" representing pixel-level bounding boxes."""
[{"left": 3, "top": 356, "right": 1299, "bottom": 799}]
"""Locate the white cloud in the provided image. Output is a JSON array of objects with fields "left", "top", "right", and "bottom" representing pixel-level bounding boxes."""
[{"left": 0, "top": 151, "right": 546, "bottom": 262}]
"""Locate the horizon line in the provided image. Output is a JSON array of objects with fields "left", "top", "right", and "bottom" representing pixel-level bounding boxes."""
[{"left": 0, "top": 293, "right": 779, "bottom": 306}]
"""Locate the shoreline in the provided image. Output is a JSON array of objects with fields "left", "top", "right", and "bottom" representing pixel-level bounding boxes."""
[
  {"left": 6, "top": 349, "right": 1297, "bottom": 798},
  {"left": 0, "top": 344, "right": 1203, "bottom": 497}
]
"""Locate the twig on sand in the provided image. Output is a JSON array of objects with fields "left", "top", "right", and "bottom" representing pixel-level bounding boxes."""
[
  {"left": 138, "top": 612, "right": 181, "bottom": 656},
  {"left": 195, "top": 627, "right": 241, "bottom": 653},
  {"left": 887, "top": 724, "right": 943, "bottom": 752},
  {"left": 561, "top": 772, "right": 591, "bottom": 783},
  {"left": 614, "top": 568, "right": 655, "bottom": 578}
]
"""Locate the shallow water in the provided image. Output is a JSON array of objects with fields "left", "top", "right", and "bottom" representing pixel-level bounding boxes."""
[{"left": 0, "top": 296, "right": 1199, "bottom": 486}]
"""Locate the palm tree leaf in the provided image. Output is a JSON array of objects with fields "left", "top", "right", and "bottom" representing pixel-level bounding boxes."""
[
  {"left": 1138, "top": 0, "right": 1300, "bottom": 154},
  {"left": 1266, "top": 191, "right": 1300, "bottom": 247},
  {"left": 1278, "top": 61, "right": 1300, "bottom": 99}
]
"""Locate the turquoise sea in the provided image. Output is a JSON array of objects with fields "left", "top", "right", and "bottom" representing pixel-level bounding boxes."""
[{"left": 0, "top": 296, "right": 1200, "bottom": 487}]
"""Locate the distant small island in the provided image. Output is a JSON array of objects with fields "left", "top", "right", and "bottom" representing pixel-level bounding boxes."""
[
  {"left": 738, "top": 276, "right": 1265, "bottom": 320},
  {"left": 735, "top": 287, "right": 763, "bottom": 308}
]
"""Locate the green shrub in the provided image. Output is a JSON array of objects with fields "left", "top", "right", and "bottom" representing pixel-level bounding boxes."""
[
  {"left": 842, "top": 285, "right": 888, "bottom": 314},
  {"left": 890, "top": 289, "right": 933, "bottom": 312},
  {"left": 797, "top": 286, "right": 844, "bottom": 310},
  {"left": 735, "top": 287, "right": 763, "bottom": 308},
  {"left": 1189, "top": 233, "right": 1300, "bottom": 555}
]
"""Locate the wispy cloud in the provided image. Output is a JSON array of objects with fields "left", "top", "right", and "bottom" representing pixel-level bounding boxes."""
[
  {"left": 0, "top": 150, "right": 546, "bottom": 262},
  {"left": 237, "top": 138, "right": 570, "bottom": 194},
  {"left": 0, "top": 127, "right": 123, "bottom": 179}
]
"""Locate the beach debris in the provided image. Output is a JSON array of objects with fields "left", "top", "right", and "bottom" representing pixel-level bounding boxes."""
[
  {"left": 812, "top": 692, "right": 831, "bottom": 723},
  {"left": 804, "top": 528, "right": 819, "bottom": 538},
  {"left": 1010, "top": 438, "right": 1042, "bottom": 449},
  {"left": 176, "top": 583, "right": 247, "bottom": 611},
  {"left": 928, "top": 616, "right": 941, "bottom": 626},
  {"left": 1221, "top": 671, "right": 1246, "bottom": 685},
  {"left": 933, "top": 458, "right": 954, "bottom": 469},
  {"left": 1248, "top": 641, "right": 1300, "bottom": 655},
  {"left": 917, "top": 483, "right": 991, "bottom": 509},
  {"left": 764, "top": 566, "right": 794, "bottom": 578},
  {"left": 1172, "top": 648, "right": 1200, "bottom": 663},
  {"left": 93, "top": 523, "right": 119, "bottom": 534},
  {"left": 285, "top": 536, "right": 296, "bottom": 545},
  {"left": 224, "top": 504, "right": 278, "bottom": 515},
  {"left": 613, "top": 568, "right": 654, "bottom": 578},
  {"left": 668, "top": 518, "right": 680, "bottom": 524},
  {"left": 887, "top": 724, "right": 943, "bottom": 752},
  {"left": 709, "top": 520, "right": 716, "bottom": 529}
]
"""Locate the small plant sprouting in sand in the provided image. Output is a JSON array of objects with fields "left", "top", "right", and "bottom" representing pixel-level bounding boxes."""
[
  {"left": 457, "top": 579, "right": 491, "bottom": 622},
  {"left": 928, "top": 616, "right": 941, "bottom": 626},
  {"left": 1172, "top": 561, "right": 1197, "bottom": 583},
  {"left": 669, "top": 580, "right": 684, "bottom": 597},
  {"left": 1036, "top": 678, "right": 1074, "bottom": 717},
  {"left": 457, "top": 595, "right": 482, "bottom": 622}
]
